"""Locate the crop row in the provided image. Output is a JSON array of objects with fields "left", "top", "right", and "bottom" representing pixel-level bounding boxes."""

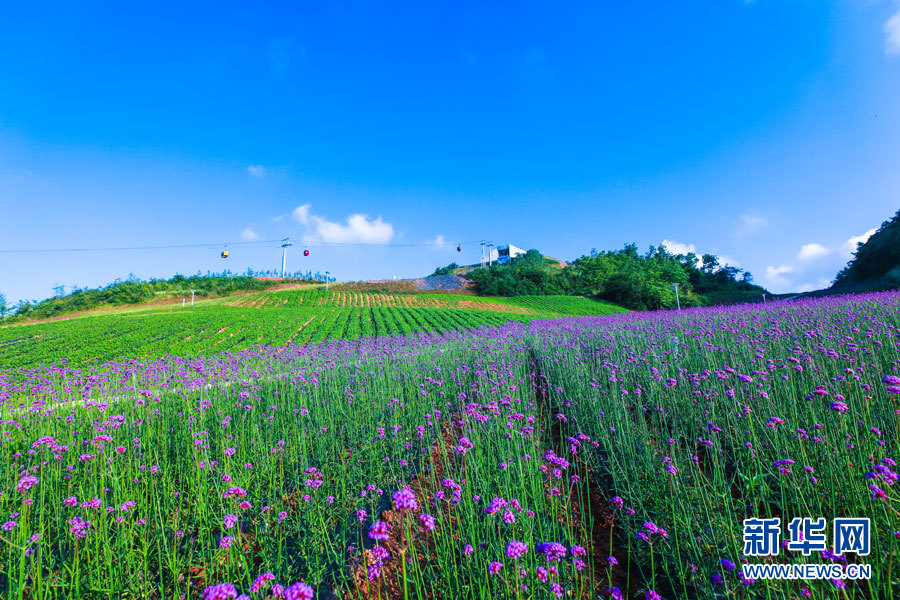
[
  {"left": 0, "top": 305, "right": 532, "bottom": 369},
  {"left": 225, "top": 290, "right": 626, "bottom": 315}
]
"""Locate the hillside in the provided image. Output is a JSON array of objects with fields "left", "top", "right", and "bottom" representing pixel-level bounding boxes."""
[
  {"left": 436, "top": 246, "right": 768, "bottom": 309},
  {"left": 0, "top": 288, "right": 626, "bottom": 369},
  {"left": 5, "top": 273, "right": 319, "bottom": 322},
  {"left": 833, "top": 208, "right": 900, "bottom": 290}
]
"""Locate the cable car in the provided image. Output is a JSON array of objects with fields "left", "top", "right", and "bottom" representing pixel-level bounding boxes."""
[
  {"left": 457, "top": 244, "right": 462, "bottom": 252},
  {"left": 303, "top": 248, "right": 310, "bottom": 257},
  {"left": 221, "top": 245, "right": 229, "bottom": 259}
]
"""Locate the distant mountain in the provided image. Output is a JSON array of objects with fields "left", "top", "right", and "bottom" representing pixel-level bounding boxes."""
[{"left": 833, "top": 209, "right": 900, "bottom": 289}]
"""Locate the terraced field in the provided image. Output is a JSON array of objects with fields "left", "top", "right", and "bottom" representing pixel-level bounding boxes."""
[{"left": 0, "top": 290, "right": 625, "bottom": 369}]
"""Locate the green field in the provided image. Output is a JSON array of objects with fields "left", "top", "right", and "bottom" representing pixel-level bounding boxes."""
[{"left": 0, "top": 289, "right": 626, "bottom": 369}]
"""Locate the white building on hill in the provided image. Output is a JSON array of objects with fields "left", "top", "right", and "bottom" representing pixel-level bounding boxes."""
[{"left": 493, "top": 244, "right": 526, "bottom": 264}]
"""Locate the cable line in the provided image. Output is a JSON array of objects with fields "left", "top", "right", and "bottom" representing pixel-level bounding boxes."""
[{"left": 0, "top": 239, "right": 481, "bottom": 254}]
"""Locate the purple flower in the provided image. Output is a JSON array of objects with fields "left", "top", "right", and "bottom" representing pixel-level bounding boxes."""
[
  {"left": 69, "top": 516, "right": 91, "bottom": 538},
  {"left": 392, "top": 486, "right": 418, "bottom": 511},
  {"left": 284, "top": 582, "right": 314, "bottom": 600},
  {"left": 250, "top": 573, "right": 275, "bottom": 593},
  {"left": 203, "top": 583, "right": 238, "bottom": 600},
  {"left": 219, "top": 536, "right": 236, "bottom": 549},
  {"left": 223, "top": 486, "right": 247, "bottom": 499},
  {"left": 419, "top": 513, "right": 436, "bottom": 531},
  {"left": 368, "top": 520, "right": 392, "bottom": 541},
  {"left": 488, "top": 561, "right": 504, "bottom": 575},
  {"left": 721, "top": 559, "right": 736, "bottom": 571},
  {"left": 223, "top": 514, "right": 238, "bottom": 529},
  {"left": 645, "top": 591, "right": 662, "bottom": 600},
  {"left": 870, "top": 485, "right": 888, "bottom": 499},
  {"left": 372, "top": 546, "right": 390, "bottom": 561},
  {"left": 506, "top": 540, "right": 528, "bottom": 560},
  {"left": 536, "top": 542, "right": 567, "bottom": 561},
  {"left": 15, "top": 475, "right": 38, "bottom": 494}
]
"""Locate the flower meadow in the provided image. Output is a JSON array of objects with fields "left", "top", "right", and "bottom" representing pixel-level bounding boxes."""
[{"left": 0, "top": 292, "right": 898, "bottom": 599}]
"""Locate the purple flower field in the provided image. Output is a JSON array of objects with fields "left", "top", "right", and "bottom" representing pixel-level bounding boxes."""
[{"left": 1, "top": 292, "right": 898, "bottom": 599}]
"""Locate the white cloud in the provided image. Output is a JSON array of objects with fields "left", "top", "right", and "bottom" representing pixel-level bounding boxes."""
[
  {"left": 292, "top": 204, "right": 311, "bottom": 225},
  {"left": 293, "top": 204, "right": 395, "bottom": 244},
  {"left": 766, "top": 265, "right": 793, "bottom": 278},
  {"left": 241, "top": 228, "right": 259, "bottom": 241},
  {"left": 660, "top": 240, "right": 746, "bottom": 270},
  {"left": 841, "top": 228, "right": 876, "bottom": 258},
  {"left": 427, "top": 234, "right": 455, "bottom": 251},
  {"left": 765, "top": 264, "right": 794, "bottom": 290},
  {"left": 795, "top": 278, "right": 831, "bottom": 294},
  {"left": 718, "top": 255, "right": 742, "bottom": 269},
  {"left": 247, "top": 165, "right": 267, "bottom": 178},
  {"left": 736, "top": 213, "right": 768, "bottom": 236},
  {"left": 886, "top": 6, "right": 900, "bottom": 55},
  {"left": 796, "top": 243, "right": 830, "bottom": 261},
  {"left": 661, "top": 239, "right": 696, "bottom": 255}
]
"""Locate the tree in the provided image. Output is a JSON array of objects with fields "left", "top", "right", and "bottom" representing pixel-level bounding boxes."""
[
  {"left": 431, "top": 263, "right": 459, "bottom": 277},
  {"left": 701, "top": 254, "right": 720, "bottom": 274},
  {"left": 833, "top": 209, "right": 900, "bottom": 288},
  {"left": 0, "top": 293, "right": 6, "bottom": 318}
]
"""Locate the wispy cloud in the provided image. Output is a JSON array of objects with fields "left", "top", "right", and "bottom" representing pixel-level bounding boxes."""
[
  {"left": 795, "top": 278, "right": 833, "bottom": 293},
  {"left": 292, "top": 205, "right": 311, "bottom": 225},
  {"left": 426, "top": 234, "right": 455, "bottom": 252},
  {"left": 241, "top": 228, "right": 259, "bottom": 241},
  {"left": 292, "top": 204, "right": 395, "bottom": 244},
  {"left": 661, "top": 239, "right": 696, "bottom": 255},
  {"left": 765, "top": 264, "right": 794, "bottom": 289},
  {"left": 841, "top": 228, "right": 876, "bottom": 258},
  {"left": 247, "top": 165, "right": 267, "bottom": 178},
  {"left": 886, "top": 5, "right": 900, "bottom": 55},
  {"left": 718, "top": 254, "right": 742, "bottom": 269},
  {"left": 735, "top": 212, "right": 768, "bottom": 236},
  {"left": 661, "top": 239, "right": 745, "bottom": 269},
  {"left": 796, "top": 243, "right": 830, "bottom": 261}
]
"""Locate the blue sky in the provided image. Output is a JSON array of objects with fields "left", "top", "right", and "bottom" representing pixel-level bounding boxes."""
[{"left": 2, "top": 1, "right": 899, "bottom": 304}]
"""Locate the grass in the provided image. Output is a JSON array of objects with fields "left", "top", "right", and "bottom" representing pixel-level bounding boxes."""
[
  {"left": 0, "top": 292, "right": 897, "bottom": 599},
  {"left": 0, "top": 290, "right": 626, "bottom": 369}
]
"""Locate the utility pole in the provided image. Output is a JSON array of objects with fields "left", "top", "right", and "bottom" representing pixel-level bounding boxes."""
[
  {"left": 280, "top": 238, "right": 292, "bottom": 278},
  {"left": 190, "top": 290, "right": 196, "bottom": 307},
  {"left": 182, "top": 298, "right": 185, "bottom": 308},
  {"left": 672, "top": 283, "right": 681, "bottom": 311},
  {"left": 486, "top": 242, "right": 495, "bottom": 266},
  {"left": 479, "top": 240, "right": 486, "bottom": 267},
  {"left": 762, "top": 293, "right": 766, "bottom": 304},
  {"left": 325, "top": 271, "right": 331, "bottom": 292}
]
